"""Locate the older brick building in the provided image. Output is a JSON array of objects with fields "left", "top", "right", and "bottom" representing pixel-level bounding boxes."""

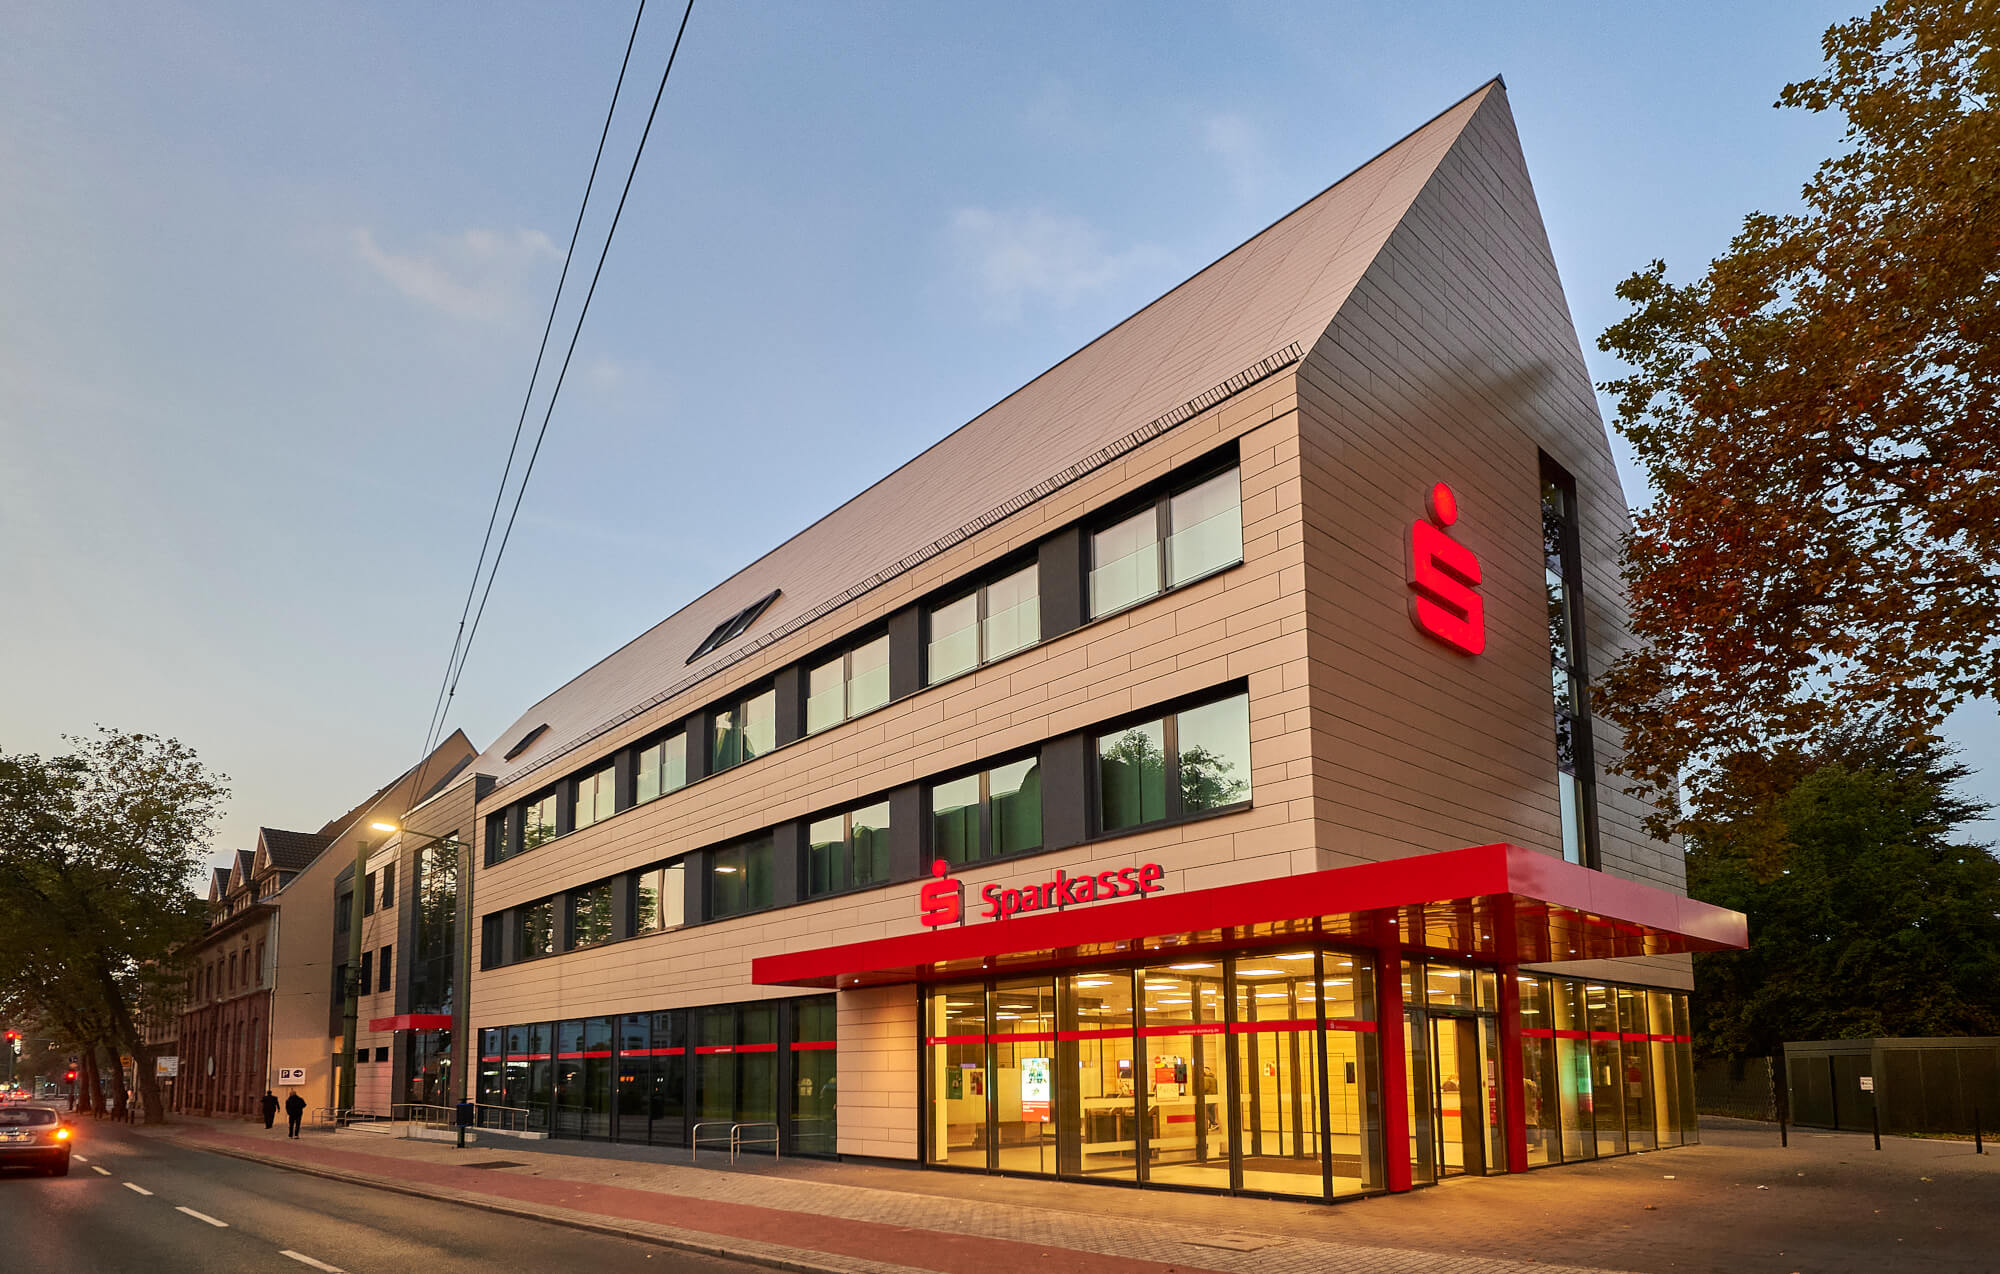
[{"left": 405, "top": 80, "right": 1744, "bottom": 1199}]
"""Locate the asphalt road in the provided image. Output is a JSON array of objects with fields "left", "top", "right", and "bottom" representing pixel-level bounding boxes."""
[{"left": 0, "top": 1106, "right": 761, "bottom": 1274}]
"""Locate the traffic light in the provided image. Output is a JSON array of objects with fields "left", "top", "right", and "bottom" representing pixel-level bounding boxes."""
[{"left": 64, "top": 1070, "right": 77, "bottom": 1084}]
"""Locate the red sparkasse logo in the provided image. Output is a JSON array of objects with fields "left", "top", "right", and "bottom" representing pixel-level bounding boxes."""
[
  {"left": 919, "top": 860, "right": 963, "bottom": 927},
  {"left": 1406, "top": 481, "right": 1485, "bottom": 655},
  {"left": 919, "top": 859, "right": 1168, "bottom": 925}
]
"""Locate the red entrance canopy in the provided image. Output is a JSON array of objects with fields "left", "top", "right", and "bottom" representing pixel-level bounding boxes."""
[{"left": 751, "top": 842, "right": 1746, "bottom": 989}]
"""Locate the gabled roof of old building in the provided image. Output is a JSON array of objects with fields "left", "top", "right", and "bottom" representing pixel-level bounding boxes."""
[
  {"left": 258, "top": 827, "right": 332, "bottom": 873},
  {"left": 207, "top": 867, "right": 230, "bottom": 902},
  {"left": 472, "top": 79, "right": 1508, "bottom": 790}
]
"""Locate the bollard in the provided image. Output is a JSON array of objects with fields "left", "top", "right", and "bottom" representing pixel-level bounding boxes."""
[
  {"left": 1976, "top": 1105, "right": 1984, "bottom": 1156},
  {"left": 1872, "top": 1102, "right": 1881, "bottom": 1151},
  {"left": 1779, "top": 1104, "right": 1788, "bottom": 1149}
]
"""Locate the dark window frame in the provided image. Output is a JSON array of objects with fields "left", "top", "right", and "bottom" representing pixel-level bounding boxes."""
[
  {"left": 1088, "top": 685, "right": 1253, "bottom": 838},
  {"left": 377, "top": 944, "right": 393, "bottom": 993},
  {"left": 1087, "top": 459, "right": 1244, "bottom": 621},
  {"left": 687, "top": 589, "right": 782, "bottom": 665},
  {"left": 924, "top": 748, "right": 1045, "bottom": 868},
  {"left": 803, "top": 799, "right": 895, "bottom": 900},
  {"left": 706, "top": 835, "right": 775, "bottom": 920},
  {"left": 566, "top": 881, "right": 616, "bottom": 951},
  {"left": 1540, "top": 454, "right": 1602, "bottom": 870},
  {"left": 710, "top": 686, "right": 777, "bottom": 774},
  {"left": 804, "top": 629, "right": 892, "bottom": 735},
  {"left": 922, "top": 555, "right": 1042, "bottom": 688}
]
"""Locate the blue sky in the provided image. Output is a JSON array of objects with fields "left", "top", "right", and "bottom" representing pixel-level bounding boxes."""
[{"left": 2, "top": 1, "right": 1992, "bottom": 868}]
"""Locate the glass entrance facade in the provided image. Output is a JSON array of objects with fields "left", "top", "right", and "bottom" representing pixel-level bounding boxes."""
[
  {"left": 924, "top": 956, "right": 1696, "bottom": 1199},
  {"left": 476, "top": 993, "right": 834, "bottom": 1154},
  {"left": 923, "top": 949, "right": 1384, "bottom": 1201}
]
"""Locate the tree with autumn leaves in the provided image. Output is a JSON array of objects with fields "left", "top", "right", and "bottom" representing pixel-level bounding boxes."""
[
  {"left": 1597, "top": 1, "right": 2000, "bottom": 1061},
  {"left": 1598, "top": 0, "right": 1998, "bottom": 830}
]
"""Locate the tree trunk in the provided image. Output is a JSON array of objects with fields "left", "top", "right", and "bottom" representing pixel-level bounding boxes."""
[
  {"left": 99, "top": 1043, "right": 131, "bottom": 1120},
  {"left": 81, "top": 1050, "right": 103, "bottom": 1116},
  {"left": 91, "top": 958, "right": 165, "bottom": 1124}
]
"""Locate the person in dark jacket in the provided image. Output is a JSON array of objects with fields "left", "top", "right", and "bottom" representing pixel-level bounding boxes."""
[
  {"left": 284, "top": 1091, "right": 307, "bottom": 1138},
  {"left": 260, "top": 1091, "right": 280, "bottom": 1129}
]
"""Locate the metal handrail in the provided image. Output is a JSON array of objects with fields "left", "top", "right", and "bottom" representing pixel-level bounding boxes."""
[
  {"left": 730, "top": 1121, "right": 780, "bottom": 1162},
  {"left": 691, "top": 1120, "right": 735, "bottom": 1160},
  {"left": 474, "top": 1102, "right": 531, "bottom": 1134}
]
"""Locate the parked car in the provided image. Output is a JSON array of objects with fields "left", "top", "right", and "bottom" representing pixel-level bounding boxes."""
[{"left": 0, "top": 1106, "right": 72, "bottom": 1175}]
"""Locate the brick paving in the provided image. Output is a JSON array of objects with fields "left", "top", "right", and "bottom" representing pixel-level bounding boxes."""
[{"left": 136, "top": 1116, "right": 2000, "bottom": 1274}]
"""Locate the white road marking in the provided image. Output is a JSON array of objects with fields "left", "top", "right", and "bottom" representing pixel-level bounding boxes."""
[
  {"left": 175, "top": 1206, "right": 228, "bottom": 1228},
  {"left": 71, "top": 1154, "right": 88, "bottom": 1162},
  {"left": 92, "top": 1165, "right": 111, "bottom": 1176},
  {"left": 123, "top": 1182, "right": 153, "bottom": 1195},
  {"left": 280, "top": 1253, "right": 345, "bottom": 1273}
]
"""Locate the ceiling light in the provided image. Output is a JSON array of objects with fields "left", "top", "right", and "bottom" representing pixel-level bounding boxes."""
[
  {"left": 1276, "top": 953, "right": 1313, "bottom": 961},
  {"left": 1167, "top": 963, "right": 1215, "bottom": 971},
  {"left": 713, "top": 866, "right": 738, "bottom": 874},
  {"left": 1238, "top": 968, "right": 1282, "bottom": 976}
]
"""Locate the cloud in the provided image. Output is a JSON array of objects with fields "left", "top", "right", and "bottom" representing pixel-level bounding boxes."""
[
  {"left": 1201, "top": 111, "right": 1268, "bottom": 203},
  {"left": 945, "top": 208, "right": 1169, "bottom": 319},
  {"left": 349, "top": 227, "right": 559, "bottom": 322}
]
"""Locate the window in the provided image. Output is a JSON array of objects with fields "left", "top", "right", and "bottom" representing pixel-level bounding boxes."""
[
  {"left": 378, "top": 862, "right": 395, "bottom": 910},
  {"left": 335, "top": 891, "right": 351, "bottom": 934},
  {"left": 635, "top": 862, "right": 686, "bottom": 933},
  {"left": 806, "top": 634, "right": 891, "bottom": 734},
  {"left": 926, "top": 563, "right": 1040, "bottom": 685},
  {"left": 523, "top": 791, "right": 559, "bottom": 853},
  {"left": 253, "top": 942, "right": 264, "bottom": 986},
  {"left": 375, "top": 1046, "right": 390, "bottom": 1064},
  {"left": 1542, "top": 460, "right": 1599, "bottom": 868},
  {"left": 502, "top": 722, "right": 550, "bottom": 761},
  {"left": 1090, "top": 466, "right": 1242, "bottom": 617},
  {"left": 358, "top": 950, "right": 373, "bottom": 994},
  {"left": 1096, "top": 691, "right": 1251, "bottom": 834},
  {"left": 568, "top": 882, "right": 615, "bottom": 949},
  {"left": 806, "top": 800, "right": 892, "bottom": 897},
  {"left": 412, "top": 839, "right": 459, "bottom": 1015},
  {"left": 687, "top": 589, "right": 781, "bottom": 664},
  {"left": 520, "top": 899, "right": 556, "bottom": 961},
  {"left": 929, "top": 756, "right": 1042, "bottom": 867},
  {"left": 573, "top": 764, "right": 616, "bottom": 831},
  {"left": 362, "top": 870, "right": 377, "bottom": 917},
  {"left": 377, "top": 945, "right": 393, "bottom": 993},
  {"left": 635, "top": 732, "right": 688, "bottom": 804},
  {"left": 711, "top": 689, "right": 776, "bottom": 772},
  {"left": 708, "top": 835, "right": 774, "bottom": 919}
]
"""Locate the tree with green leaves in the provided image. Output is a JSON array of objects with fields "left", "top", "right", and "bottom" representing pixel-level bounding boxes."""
[
  {"left": 1596, "top": 0, "right": 2000, "bottom": 829},
  {"left": 0, "top": 730, "right": 228, "bottom": 1122},
  {"left": 1688, "top": 728, "right": 2000, "bottom": 1060}
]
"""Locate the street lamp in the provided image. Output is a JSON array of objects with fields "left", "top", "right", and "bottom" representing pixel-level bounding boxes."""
[{"left": 336, "top": 820, "right": 401, "bottom": 1116}]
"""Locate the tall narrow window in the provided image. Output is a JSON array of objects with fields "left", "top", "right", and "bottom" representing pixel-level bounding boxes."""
[
  {"left": 927, "top": 756, "right": 1042, "bottom": 867},
  {"left": 709, "top": 836, "right": 774, "bottom": 919},
  {"left": 378, "top": 862, "right": 395, "bottom": 910},
  {"left": 635, "top": 861, "right": 686, "bottom": 933},
  {"left": 523, "top": 791, "right": 559, "bottom": 852},
  {"left": 712, "top": 689, "right": 776, "bottom": 772},
  {"left": 1542, "top": 460, "right": 1598, "bottom": 868},
  {"left": 573, "top": 764, "right": 616, "bottom": 831},
  {"left": 925, "top": 564, "right": 1041, "bottom": 686},
  {"left": 1095, "top": 692, "right": 1252, "bottom": 834},
  {"left": 635, "top": 732, "right": 687, "bottom": 804},
  {"left": 805, "top": 800, "right": 893, "bottom": 898},
  {"left": 568, "top": 882, "right": 614, "bottom": 949},
  {"left": 520, "top": 899, "right": 555, "bottom": 960},
  {"left": 1090, "top": 465, "right": 1243, "bottom": 618},
  {"left": 362, "top": 871, "right": 377, "bottom": 916}
]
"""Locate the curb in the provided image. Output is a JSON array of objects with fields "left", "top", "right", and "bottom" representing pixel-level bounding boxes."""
[{"left": 179, "top": 1134, "right": 921, "bottom": 1274}]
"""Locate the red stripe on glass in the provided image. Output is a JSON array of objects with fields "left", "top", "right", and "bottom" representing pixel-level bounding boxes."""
[
  {"left": 923, "top": 1034, "right": 986, "bottom": 1047},
  {"left": 1327, "top": 1019, "right": 1378, "bottom": 1034},
  {"left": 1138, "top": 1023, "right": 1226, "bottom": 1038},
  {"left": 1229, "top": 1018, "right": 1320, "bottom": 1034},
  {"left": 1522, "top": 1028, "right": 1555, "bottom": 1039},
  {"left": 792, "top": 1040, "right": 836, "bottom": 1051},
  {"left": 989, "top": 1031, "right": 1057, "bottom": 1043},
  {"left": 1056, "top": 1028, "right": 1130, "bottom": 1042},
  {"left": 647, "top": 1047, "right": 685, "bottom": 1057}
]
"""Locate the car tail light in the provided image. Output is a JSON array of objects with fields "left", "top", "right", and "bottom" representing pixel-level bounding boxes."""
[{"left": 53, "top": 1128, "right": 70, "bottom": 1141}]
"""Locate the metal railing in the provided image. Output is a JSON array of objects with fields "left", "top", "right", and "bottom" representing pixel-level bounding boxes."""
[
  {"left": 390, "top": 1103, "right": 455, "bottom": 1136},
  {"left": 473, "top": 1102, "right": 532, "bottom": 1134},
  {"left": 692, "top": 1120, "right": 781, "bottom": 1163}
]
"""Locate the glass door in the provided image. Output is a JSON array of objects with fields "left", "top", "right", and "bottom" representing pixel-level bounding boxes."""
[
  {"left": 1138, "top": 962, "right": 1229, "bottom": 1189},
  {"left": 1230, "top": 952, "right": 1325, "bottom": 1197},
  {"left": 1429, "top": 1016, "right": 1502, "bottom": 1175}
]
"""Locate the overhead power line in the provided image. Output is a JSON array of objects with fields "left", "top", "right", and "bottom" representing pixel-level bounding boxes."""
[
  {"left": 420, "top": 0, "right": 651, "bottom": 760},
  {"left": 417, "top": 0, "right": 696, "bottom": 765}
]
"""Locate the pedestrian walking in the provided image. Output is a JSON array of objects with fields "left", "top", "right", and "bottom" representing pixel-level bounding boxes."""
[
  {"left": 260, "top": 1091, "right": 279, "bottom": 1130},
  {"left": 284, "top": 1091, "right": 306, "bottom": 1139}
]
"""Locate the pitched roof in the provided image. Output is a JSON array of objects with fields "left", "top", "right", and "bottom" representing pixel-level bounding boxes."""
[
  {"left": 207, "top": 867, "right": 230, "bottom": 901},
  {"left": 258, "top": 827, "right": 332, "bottom": 873},
  {"left": 472, "top": 80, "right": 1502, "bottom": 790}
]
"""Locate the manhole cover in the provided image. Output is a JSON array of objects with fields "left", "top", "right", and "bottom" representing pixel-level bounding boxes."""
[
  {"left": 462, "top": 1160, "right": 527, "bottom": 1170},
  {"left": 1182, "top": 1235, "right": 1274, "bottom": 1252}
]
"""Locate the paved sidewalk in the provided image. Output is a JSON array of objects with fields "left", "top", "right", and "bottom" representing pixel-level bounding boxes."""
[{"left": 134, "top": 1116, "right": 2000, "bottom": 1274}]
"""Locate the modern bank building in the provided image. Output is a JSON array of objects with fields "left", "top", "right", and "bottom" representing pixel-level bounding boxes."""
[{"left": 358, "top": 79, "right": 1746, "bottom": 1202}]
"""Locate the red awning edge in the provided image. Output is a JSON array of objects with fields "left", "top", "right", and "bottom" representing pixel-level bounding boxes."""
[
  {"left": 368, "top": 1013, "right": 454, "bottom": 1032},
  {"left": 750, "top": 842, "right": 1747, "bottom": 989}
]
